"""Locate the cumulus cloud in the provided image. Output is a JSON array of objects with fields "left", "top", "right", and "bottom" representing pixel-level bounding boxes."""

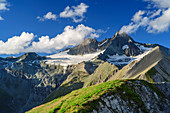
[
  {"left": 120, "top": 0, "right": 170, "bottom": 34},
  {"left": 0, "top": 24, "right": 99, "bottom": 54},
  {"left": 0, "top": 32, "right": 35, "bottom": 54},
  {"left": 27, "top": 24, "right": 98, "bottom": 53},
  {"left": 59, "top": 3, "right": 89, "bottom": 23},
  {"left": 37, "top": 12, "right": 57, "bottom": 21}
]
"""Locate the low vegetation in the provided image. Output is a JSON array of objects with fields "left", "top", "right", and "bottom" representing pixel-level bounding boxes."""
[{"left": 27, "top": 79, "right": 160, "bottom": 113}]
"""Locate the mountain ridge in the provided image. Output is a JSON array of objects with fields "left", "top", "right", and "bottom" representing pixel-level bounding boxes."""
[{"left": 0, "top": 31, "right": 169, "bottom": 113}]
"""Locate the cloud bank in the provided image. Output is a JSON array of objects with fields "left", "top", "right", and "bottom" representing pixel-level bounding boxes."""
[
  {"left": 0, "top": 24, "right": 99, "bottom": 54},
  {"left": 120, "top": 0, "right": 170, "bottom": 34},
  {"left": 0, "top": 32, "right": 35, "bottom": 54},
  {"left": 59, "top": 3, "right": 89, "bottom": 23}
]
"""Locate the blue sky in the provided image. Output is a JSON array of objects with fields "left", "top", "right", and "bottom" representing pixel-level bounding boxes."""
[{"left": 0, "top": 0, "right": 170, "bottom": 57}]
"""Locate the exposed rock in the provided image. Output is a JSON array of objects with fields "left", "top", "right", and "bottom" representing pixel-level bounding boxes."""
[{"left": 68, "top": 38, "right": 99, "bottom": 55}]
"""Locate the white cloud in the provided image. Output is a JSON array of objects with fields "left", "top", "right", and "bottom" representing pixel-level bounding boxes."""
[
  {"left": 120, "top": 22, "right": 140, "bottom": 34},
  {"left": 59, "top": 3, "right": 89, "bottom": 23},
  {"left": 120, "top": 10, "right": 149, "bottom": 34},
  {"left": 0, "top": 15, "right": 4, "bottom": 20},
  {"left": 0, "top": 0, "right": 9, "bottom": 20},
  {"left": 0, "top": 24, "right": 99, "bottom": 54},
  {"left": 147, "top": 8, "right": 170, "bottom": 33},
  {"left": 131, "top": 10, "right": 145, "bottom": 23},
  {"left": 120, "top": 0, "right": 170, "bottom": 34},
  {"left": 0, "top": 0, "right": 9, "bottom": 11},
  {"left": 0, "top": 32, "right": 35, "bottom": 54},
  {"left": 144, "top": 0, "right": 170, "bottom": 9},
  {"left": 149, "top": 9, "right": 162, "bottom": 18},
  {"left": 37, "top": 12, "right": 57, "bottom": 21},
  {"left": 27, "top": 24, "right": 98, "bottom": 53}
]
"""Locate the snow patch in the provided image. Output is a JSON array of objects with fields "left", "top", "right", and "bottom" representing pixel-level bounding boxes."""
[
  {"left": 122, "top": 45, "right": 129, "bottom": 50},
  {"left": 107, "top": 49, "right": 152, "bottom": 65},
  {"left": 129, "top": 39, "right": 132, "bottom": 42},
  {"left": 98, "top": 40, "right": 107, "bottom": 47},
  {"left": 134, "top": 50, "right": 151, "bottom": 61},
  {"left": 107, "top": 54, "right": 135, "bottom": 65},
  {"left": 45, "top": 50, "right": 105, "bottom": 66},
  {"left": 135, "top": 43, "right": 153, "bottom": 51}
]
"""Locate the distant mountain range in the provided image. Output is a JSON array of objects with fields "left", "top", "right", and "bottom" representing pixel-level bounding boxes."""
[{"left": 0, "top": 31, "right": 169, "bottom": 113}]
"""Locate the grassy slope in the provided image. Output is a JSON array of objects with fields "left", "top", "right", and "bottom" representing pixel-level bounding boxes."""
[{"left": 27, "top": 79, "right": 163, "bottom": 113}]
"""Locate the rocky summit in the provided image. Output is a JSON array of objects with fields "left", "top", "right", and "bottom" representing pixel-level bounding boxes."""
[{"left": 0, "top": 32, "right": 169, "bottom": 113}]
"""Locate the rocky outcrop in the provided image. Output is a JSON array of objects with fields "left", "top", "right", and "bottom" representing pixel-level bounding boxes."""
[{"left": 92, "top": 81, "right": 170, "bottom": 113}]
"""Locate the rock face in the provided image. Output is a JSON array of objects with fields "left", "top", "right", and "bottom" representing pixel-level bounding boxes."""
[
  {"left": 92, "top": 81, "right": 170, "bottom": 113},
  {"left": 68, "top": 38, "right": 99, "bottom": 55}
]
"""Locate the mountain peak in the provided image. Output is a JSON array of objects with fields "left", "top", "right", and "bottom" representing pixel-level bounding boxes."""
[
  {"left": 18, "top": 52, "right": 46, "bottom": 62},
  {"left": 115, "top": 31, "right": 128, "bottom": 36},
  {"left": 113, "top": 31, "right": 133, "bottom": 41},
  {"left": 68, "top": 38, "right": 99, "bottom": 55},
  {"left": 81, "top": 38, "right": 98, "bottom": 46},
  {"left": 24, "top": 52, "right": 38, "bottom": 56}
]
